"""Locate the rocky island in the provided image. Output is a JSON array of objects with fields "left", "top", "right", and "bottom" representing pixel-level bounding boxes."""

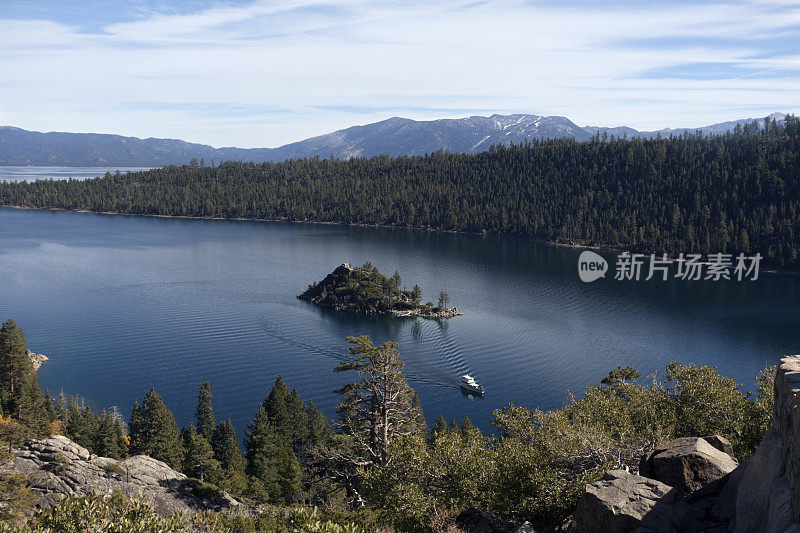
[{"left": 298, "top": 262, "right": 462, "bottom": 318}]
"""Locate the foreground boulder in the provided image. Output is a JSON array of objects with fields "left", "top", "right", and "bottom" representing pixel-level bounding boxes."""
[
  {"left": 1, "top": 435, "right": 239, "bottom": 515},
  {"left": 570, "top": 436, "right": 738, "bottom": 532},
  {"left": 639, "top": 436, "right": 738, "bottom": 494},
  {"left": 728, "top": 355, "right": 800, "bottom": 532},
  {"left": 569, "top": 469, "right": 688, "bottom": 532},
  {"left": 571, "top": 354, "right": 800, "bottom": 532}
]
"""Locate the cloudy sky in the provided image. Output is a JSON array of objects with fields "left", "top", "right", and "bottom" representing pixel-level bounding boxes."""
[{"left": 1, "top": 0, "right": 798, "bottom": 147}]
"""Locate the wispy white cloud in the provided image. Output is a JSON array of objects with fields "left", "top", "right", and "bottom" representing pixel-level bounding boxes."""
[{"left": 0, "top": 0, "right": 798, "bottom": 147}]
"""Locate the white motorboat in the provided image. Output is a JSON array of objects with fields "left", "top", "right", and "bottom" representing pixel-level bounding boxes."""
[{"left": 459, "top": 374, "right": 484, "bottom": 395}]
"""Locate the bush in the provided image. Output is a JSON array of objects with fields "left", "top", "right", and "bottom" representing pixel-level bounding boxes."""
[
  {"left": 16, "top": 494, "right": 185, "bottom": 532},
  {"left": 0, "top": 472, "right": 37, "bottom": 521},
  {"left": 102, "top": 461, "right": 126, "bottom": 476},
  {"left": 360, "top": 361, "right": 776, "bottom": 527},
  {"left": 189, "top": 479, "right": 223, "bottom": 499}
]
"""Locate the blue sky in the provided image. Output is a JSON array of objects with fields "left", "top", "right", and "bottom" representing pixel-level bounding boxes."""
[{"left": 1, "top": 0, "right": 798, "bottom": 147}]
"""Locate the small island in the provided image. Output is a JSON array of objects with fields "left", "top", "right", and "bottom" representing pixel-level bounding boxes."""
[{"left": 298, "top": 262, "right": 462, "bottom": 319}]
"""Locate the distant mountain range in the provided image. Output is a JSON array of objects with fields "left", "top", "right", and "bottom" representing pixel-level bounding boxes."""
[{"left": 0, "top": 112, "right": 787, "bottom": 167}]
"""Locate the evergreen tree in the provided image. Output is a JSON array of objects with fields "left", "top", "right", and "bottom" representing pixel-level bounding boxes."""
[
  {"left": 245, "top": 404, "right": 286, "bottom": 503},
  {"left": 264, "top": 376, "right": 291, "bottom": 434},
  {"left": 433, "top": 415, "right": 448, "bottom": 438},
  {"left": 461, "top": 416, "right": 476, "bottom": 438},
  {"left": 129, "top": 388, "right": 183, "bottom": 468},
  {"left": 275, "top": 445, "right": 303, "bottom": 504},
  {"left": 212, "top": 418, "right": 245, "bottom": 472},
  {"left": 0, "top": 320, "right": 48, "bottom": 435},
  {"left": 210, "top": 418, "right": 247, "bottom": 496},
  {"left": 94, "top": 410, "right": 127, "bottom": 459},
  {"left": 287, "top": 389, "right": 309, "bottom": 443},
  {"left": 183, "top": 425, "right": 218, "bottom": 483},
  {"left": 195, "top": 382, "right": 215, "bottom": 440},
  {"left": 245, "top": 382, "right": 309, "bottom": 504},
  {"left": 411, "top": 284, "right": 422, "bottom": 304},
  {"left": 129, "top": 400, "right": 144, "bottom": 453},
  {"left": 335, "top": 335, "right": 426, "bottom": 467},
  {"left": 42, "top": 390, "right": 55, "bottom": 423},
  {"left": 410, "top": 390, "right": 427, "bottom": 436},
  {"left": 306, "top": 399, "right": 331, "bottom": 444}
]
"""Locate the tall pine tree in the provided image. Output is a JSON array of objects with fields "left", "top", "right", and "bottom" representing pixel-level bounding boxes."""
[
  {"left": 129, "top": 388, "right": 183, "bottom": 468},
  {"left": 0, "top": 320, "right": 49, "bottom": 436},
  {"left": 195, "top": 382, "right": 215, "bottom": 440},
  {"left": 183, "top": 425, "right": 218, "bottom": 483}
]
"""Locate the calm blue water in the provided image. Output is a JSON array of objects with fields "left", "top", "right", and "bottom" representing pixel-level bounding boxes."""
[
  {"left": 0, "top": 166, "right": 153, "bottom": 182},
  {"left": 0, "top": 208, "right": 798, "bottom": 438}
]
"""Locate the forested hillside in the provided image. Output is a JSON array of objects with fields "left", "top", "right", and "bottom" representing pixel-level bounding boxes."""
[{"left": 2, "top": 116, "right": 798, "bottom": 268}]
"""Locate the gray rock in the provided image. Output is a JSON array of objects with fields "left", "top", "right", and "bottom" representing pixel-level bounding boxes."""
[
  {"left": 26, "top": 349, "right": 48, "bottom": 371},
  {"left": 570, "top": 469, "right": 688, "bottom": 533},
  {"left": 728, "top": 355, "right": 800, "bottom": 532},
  {"left": 732, "top": 428, "right": 785, "bottom": 532},
  {"left": 698, "top": 435, "right": 736, "bottom": 460},
  {"left": 709, "top": 454, "right": 747, "bottom": 522},
  {"left": 2, "top": 435, "right": 239, "bottom": 516},
  {"left": 639, "top": 436, "right": 738, "bottom": 494},
  {"left": 572, "top": 354, "right": 800, "bottom": 533},
  {"left": 713, "top": 354, "right": 800, "bottom": 532}
]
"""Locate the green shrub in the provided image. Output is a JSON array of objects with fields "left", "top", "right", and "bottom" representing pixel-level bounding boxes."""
[
  {"left": 189, "top": 479, "right": 223, "bottom": 499},
  {"left": 23, "top": 494, "right": 185, "bottom": 532},
  {"left": 0, "top": 471, "right": 37, "bottom": 521},
  {"left": 52, "top": 453, "right": 69, "bottom": 465},
  {"left": 102, "top": 461, "right": 126, "bottom": 476}
]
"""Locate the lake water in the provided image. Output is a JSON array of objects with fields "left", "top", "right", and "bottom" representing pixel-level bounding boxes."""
[
  {"left": 0, "top": 207, "right": 798, "bottom": 437},
  {"left": 0, "top": 166, "right": 153, "bottom": 182}
]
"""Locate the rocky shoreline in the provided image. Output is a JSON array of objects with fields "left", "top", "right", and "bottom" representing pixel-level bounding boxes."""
[
  {"left": 300, "top": 296, "right": 462, "bottom": 319},
  {"left": 386, "top": 306, "right": 463, "bottom": 319},
  {"left": 26, "top": 349, "right": 48, "bottom": 371}
]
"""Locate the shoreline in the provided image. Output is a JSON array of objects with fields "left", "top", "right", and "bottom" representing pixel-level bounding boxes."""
[{"left": 2, "top": 204, "right": 798, "bottom": 278}]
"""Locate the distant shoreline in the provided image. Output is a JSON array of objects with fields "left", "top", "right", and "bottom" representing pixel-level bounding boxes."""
[{"left": 2, "top": 204, "right": 798, "bottom": 278}]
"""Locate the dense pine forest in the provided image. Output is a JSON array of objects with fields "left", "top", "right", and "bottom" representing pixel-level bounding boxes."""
[{"left": 1, "top": 116, "right": 798, "bottom": 269}]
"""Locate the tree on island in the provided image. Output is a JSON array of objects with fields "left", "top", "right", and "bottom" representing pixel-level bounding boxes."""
[
  {"left": 411, "top": 284, "right": 422, "bottom": 304},
  {"left": 438, "top": 291, "right": 450, "bottom": 310}
]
